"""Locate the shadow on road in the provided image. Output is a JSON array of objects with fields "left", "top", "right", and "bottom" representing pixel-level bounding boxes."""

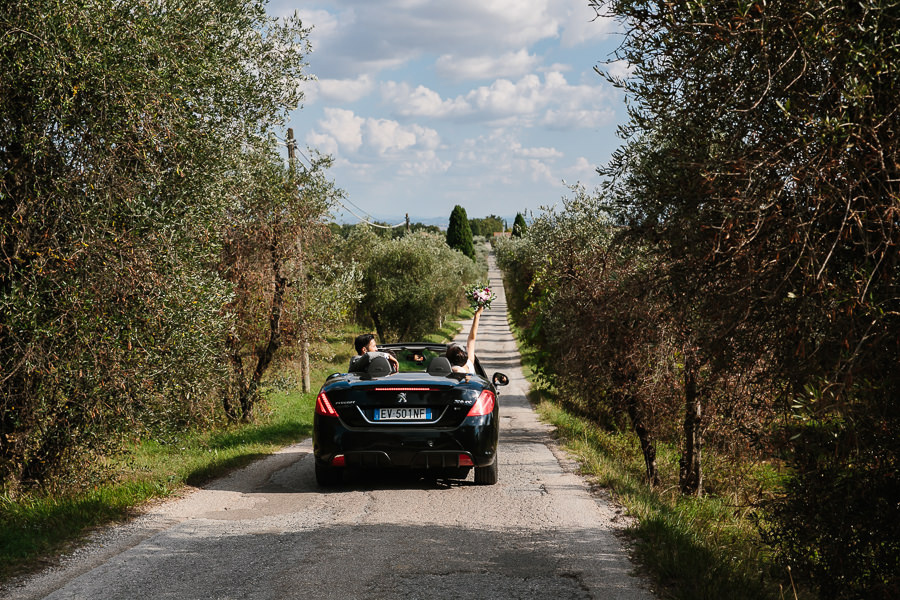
[{"left": 48, "top": 522, "right": 646, "bottom": 600}]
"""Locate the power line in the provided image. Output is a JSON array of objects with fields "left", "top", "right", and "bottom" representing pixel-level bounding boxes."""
[
  {"left": 341, "top": 195, "right": 372, "bottom": 219},
  {"left": 333, "top": 198, "right": 406, "bottom": 229},
  {"left": 282, "top": 129, "right": 404, "bottom": 229}
]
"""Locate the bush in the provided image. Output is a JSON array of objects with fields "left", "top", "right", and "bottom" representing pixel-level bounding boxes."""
[
  {"left": 0, "top": 0, "right": 311, "bottom": 491},
  {"left": 763, "top": 412, "right": 900, "bottom": 599},
  {"left": 346, "top": 229, "right": 482, "bottom": 342}
]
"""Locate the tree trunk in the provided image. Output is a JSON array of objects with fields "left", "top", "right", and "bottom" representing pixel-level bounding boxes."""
[
  {"left": 254, "top": 272, "right": 285, "bottom": 385},
  {"left": 230, "top": 238, "right": 287, "bottom": 422},
  {"left": 625, "top": 393, "right": 659, "bottom": 487},
  {"left": 371, "top": 312, "right": 386, "bottom": 345},
  {"left": 224, "top": 333, "right": 245, "bottom": 422},
  {"left": 243, "top": 247, "right": 287, "bottom": 421},
  {"left": 300, "top": 332, "right": 310, "bottom": 393},
  {"left": 679, "top": 353, "right": 703, "bottom": 496}
]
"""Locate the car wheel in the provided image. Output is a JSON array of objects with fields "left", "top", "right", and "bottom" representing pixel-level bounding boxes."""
[
  {"left": 315, "top": 462, "right": 343, "bottom": 487},
  {"left": 474, "top": 457, "right": 498, "bottom": 485}
]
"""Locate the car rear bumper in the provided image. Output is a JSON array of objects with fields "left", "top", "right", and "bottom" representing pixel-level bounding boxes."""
[{"left": 313, "top": 414, "right": 498, "bottom": 469}]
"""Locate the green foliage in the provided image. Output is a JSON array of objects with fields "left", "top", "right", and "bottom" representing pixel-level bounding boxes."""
[
  {"left": 328, "top": 221, "right": 440, "bottom": 239},
  {"left": 446, "top": 205, "right": 475, "bottom": 259},
  {"left": 394, "top": 222, "right": 442, "bottom": 238},
  {"left": 345, "top": 229, "right": 482, "bottom": 342},
  {"left": 496, "top": 188, "right": 711, "bottom": 490},
  {"left": 497, "top": 2, "right": 900, "bottom": 584},
  {"left": 470, "top": 214, "right": 505, "bottom": 237},
  {"left": 590, "top": 0, "right": 900, "bottom": 595},
  {"left": 762, "top": 414, "right": 900, "bottom": 599},
  {"left": 220, "top": 145, "right": 350, "bottom": 421},
  {"left": 507, "top": 313, "right": 791, "bottom": 597},
  {"left": 512, "top": 213, "right": 527, "bottom": 237},
  {"left": 0, "top": 0, "right": 312, "bottom": 490}
]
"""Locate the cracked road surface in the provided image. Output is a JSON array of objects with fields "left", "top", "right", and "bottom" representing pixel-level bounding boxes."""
[{"left": 4, "top": 256, "right": 655, "bottom": 600}]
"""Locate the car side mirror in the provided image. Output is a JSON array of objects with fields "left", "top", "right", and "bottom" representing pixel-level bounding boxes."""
[{"left": 492, "top": 372, "right": 509, "bottom": 387}]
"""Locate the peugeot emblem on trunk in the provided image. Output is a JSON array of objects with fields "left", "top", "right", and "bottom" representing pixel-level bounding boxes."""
[{"left": 397, "top": 393, "right": 407, "bottom": 403}]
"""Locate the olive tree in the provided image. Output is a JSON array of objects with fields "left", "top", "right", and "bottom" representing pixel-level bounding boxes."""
[
  {"left": 0, "top": 0, "right": 312, "bottom": 489},
  {"left": 595, "top": 0, "right": 900, "bottom": 594},
  {"left": 220, "top": 145, "right": 354, "bottom": 422},
  {"left": 347, "top": 229, "right": 482, "bottom": 343}
]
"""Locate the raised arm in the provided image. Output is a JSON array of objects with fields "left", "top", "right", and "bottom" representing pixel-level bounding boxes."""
[{"left": 465, "top": 306, "right": 484, "bottom": 361}]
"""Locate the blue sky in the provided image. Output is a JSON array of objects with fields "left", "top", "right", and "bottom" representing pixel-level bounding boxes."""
[{"left": 267, "top": 0, "right": 628, "bottom": 225}]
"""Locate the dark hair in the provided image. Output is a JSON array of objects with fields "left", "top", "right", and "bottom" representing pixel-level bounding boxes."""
[
  {"left": 446, "top": 343, "right": 467, "bottom": 367},
  {"left": 355, "top": 333, "right": 376, "bottom": 355}
]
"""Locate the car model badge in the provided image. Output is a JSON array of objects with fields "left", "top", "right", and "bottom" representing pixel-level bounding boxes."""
[{"left": 396, "top": 393, "right": 407, "bottom": 403}]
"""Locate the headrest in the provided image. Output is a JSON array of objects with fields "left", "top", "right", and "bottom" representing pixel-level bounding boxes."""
[
  {"left": 427, "top": 356, "right": 452, "bottom": 377},
  {"left": 367, "top": 355, "right": 392, "bottom": 377}
]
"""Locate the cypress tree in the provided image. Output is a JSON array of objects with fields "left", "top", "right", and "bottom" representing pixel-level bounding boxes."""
[
  {"left": 446, "top": 205, "right": 475, "bottom": 259},
  {"left": 512, "top": 213, "right": 527, "bottom": 237}
]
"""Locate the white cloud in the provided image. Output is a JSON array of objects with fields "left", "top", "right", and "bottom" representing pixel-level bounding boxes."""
[
  {"left": 603, "top": 59, "right": 635, "bottom": 81},
  {"left": 403, "top": 0, "right": 560, "bottom": 51},
  {"left": 466, "top": 75, "right": 544, "bottom": 116},
  {"left": 307, "top": 109, "right": 444, "bottom": 169},
  {"left": 542, "top": 62, "right": 573, "bottom": 74},
  {"left": 305, "top": 131, "right": 339, "bottom": 156},
  {"left": 512, "top": 143, "right": 563, "bottom": 160},
  {"left": 275, "top": 1, "right": 625, "bottom": 219},
  {"left": 435, "top": 49, "right": 538, "bottom": 82},
  {"left": 269, "top": 0, "right": 578, "bottom": 79},
  {"left": 365, "top": 119, "right": 418, "bottom": 154},
  {"left": 381, "top": 82, "right": 471, "bottom": 119},
  {"left": 294, "top": 8, "right": 339, "bottom": 37},
  {"left": 379, "top": 71, "right": 616, "bottom": 130},
  {"left": 565, "top": 156, "right": 599, "bottom": 181},
  {"left": 397, "top": 152, "right": 452, "bottom": 177},
  {"left": 527, "top": 158, "right": 556, "bottom": 183},
  {"left": 308, "top": 75, "right": 376, "bottom": 104},
  {"left": 542, "top": 108, "right": 615, "bottom": 130},
  {"left": 314, "top": 107, "right": 365, "bottom": 152},
  {"left": 455, "top": 132, "right": 563, "bottom": 186},
  {"left": 559, "top": 0, "right": 619, "bottom": 47}
]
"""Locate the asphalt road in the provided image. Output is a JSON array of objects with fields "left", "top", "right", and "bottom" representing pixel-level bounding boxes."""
[{"left": 4, "top": 256, "right": 655, "bottom": 600}]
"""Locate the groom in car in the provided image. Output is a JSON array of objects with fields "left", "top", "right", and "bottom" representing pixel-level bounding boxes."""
[{"left": 349, "top": 333, "right": 399, "bottom": 373}]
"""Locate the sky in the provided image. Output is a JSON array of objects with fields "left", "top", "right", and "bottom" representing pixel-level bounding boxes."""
[{"left": 266, "top": 0, "right": 628, "bottom": 226}]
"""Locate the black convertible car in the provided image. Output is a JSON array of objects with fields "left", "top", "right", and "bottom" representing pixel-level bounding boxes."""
[{"left": 313, "top": 343, "right": 508, "bottom": 486}]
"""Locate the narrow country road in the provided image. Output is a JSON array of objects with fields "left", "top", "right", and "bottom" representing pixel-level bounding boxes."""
[{"left": 4, "top": 255, "right": 655, "bottom": 600}]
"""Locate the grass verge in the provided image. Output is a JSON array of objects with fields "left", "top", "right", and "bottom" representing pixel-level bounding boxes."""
[
  {"left": 511, "top": 322, "right": 803, "bottom": 600},
  {"left": 0, "top": 315, "right": 466, "bottom": 582}
]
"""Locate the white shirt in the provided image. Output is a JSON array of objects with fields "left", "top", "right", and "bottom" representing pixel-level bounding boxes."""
[{"left": 451, "top": 359, "right": 475, "bottom": 374}]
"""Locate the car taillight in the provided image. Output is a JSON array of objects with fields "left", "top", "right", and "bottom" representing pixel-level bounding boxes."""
[
  {"left": 466, "top": 390, "right": 495, "bottom": 417},
  {"left": 332, "top": 455, "right": 346, "bottom": 467},
  {"left": 315, "top": 392, "right": 338, "bottom": 417},
  {"left": 458, "top": 454, "right": 474, "bottom": 466}
]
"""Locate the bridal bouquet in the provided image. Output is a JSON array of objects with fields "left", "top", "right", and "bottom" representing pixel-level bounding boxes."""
[{"left": 465, "top": 284, "right": 497, "bottom": 310}]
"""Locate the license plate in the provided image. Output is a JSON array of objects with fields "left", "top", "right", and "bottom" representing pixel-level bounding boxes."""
[{"left": 374, "top": 407, "right": 432, "bottom": 421}]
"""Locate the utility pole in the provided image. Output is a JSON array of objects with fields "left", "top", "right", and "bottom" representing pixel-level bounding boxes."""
[
  {"left": 406, "top": 213, "right": 410, "bottom": 233},
  {"left": 287, "top": 128, "right": 311, "bottom": 393},
  {"left": 287, "top": 127, "right": 296, "bottom": 163}
]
